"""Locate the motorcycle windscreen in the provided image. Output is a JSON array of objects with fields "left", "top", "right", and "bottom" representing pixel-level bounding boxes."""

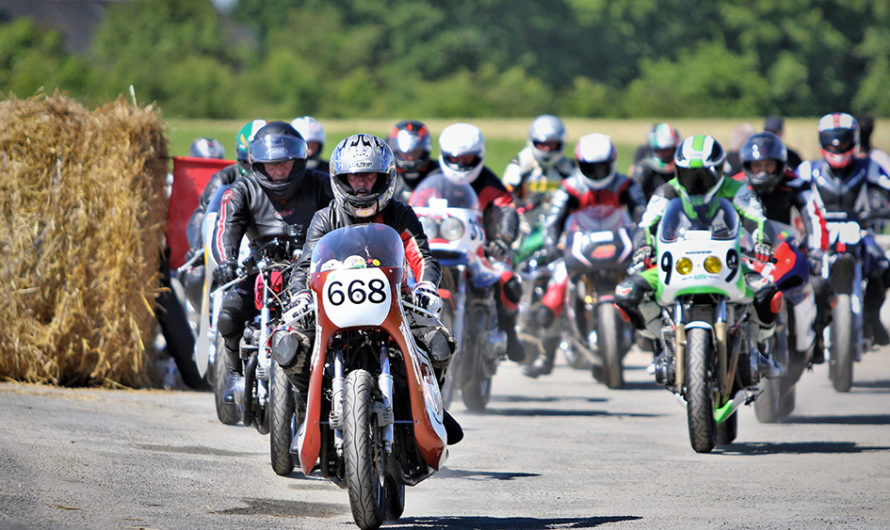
[
  {"left": 562, "top": 205, "right": 634, "bottom": 273},
  {"left": 409, "top": 172, "right": 479, "bottom": 210}
]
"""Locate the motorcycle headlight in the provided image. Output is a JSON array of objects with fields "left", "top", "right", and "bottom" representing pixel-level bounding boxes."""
[
  {"left": 676, "top": 257, "right": 693, "bottom": 275},
  {"left": 440, "top": 216, "right": 465, "bottom": 241},
  {"left": 704, "top": 256, "right": 722, "bottom": 273},
  {"left": 419, "top": 216, "right": 438, "bottom": 239}
]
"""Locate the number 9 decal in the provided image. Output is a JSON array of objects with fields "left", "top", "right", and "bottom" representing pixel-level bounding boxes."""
[
  {"left": 660, "top": 251, "right": 673, "bottom": 285},
  {"left": 725, "top": 248, "right": 739, "bottom": 282}
]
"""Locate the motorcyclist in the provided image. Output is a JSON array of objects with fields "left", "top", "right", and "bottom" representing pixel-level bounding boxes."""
[
  {"left": 629, "top": 122, "right": 682, "bottom": 201},
  {"left": 614, "top": 134, "right": 785, "bottom": 376},
  {"left": 798, "top": 112, "right": 890, "bottom": 346},
  {"left": 212, "top": 121, "right": 334, "bottom": 403},
  {"left": 503, "top": 114, "right": 576, "bottom": 212},
  {"left": 731, "top": 132, "right": 833, "bottom": 362},
  {"left": 188, "top": 137, "right": 226, "bottom": 159},
  {"left": 290, "top": 116, "right": 329, "bottom": 173},
  {"left": 524, "top": 133, "right": 646, "bottom": 378},
  {"left": 433, "top": 122, "right": 527, "bottom": 363},
  {"left": 388, "top": 119, "right": 440, "bottom": 203},
  {"left": 180, "top": 120, "right": 266, "bottom": 309},
  {"left": 280, "top": 133, "right": 462, "bottom": 444}
]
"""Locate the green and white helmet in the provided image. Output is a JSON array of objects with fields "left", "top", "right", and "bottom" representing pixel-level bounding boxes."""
[
  {"left": 673, "top": 134, "right": 726, "bottom": 205},
  {"left": 236, "top": 119, "right": 268, "bottom": 175}
]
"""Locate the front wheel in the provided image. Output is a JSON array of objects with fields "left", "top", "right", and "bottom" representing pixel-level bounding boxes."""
[
  {"left": 343, "top": 370, "right": 386, "bottom": 530},
  {"left": 595, "top": 303, "right": 624, "bottom": 389},
  {"left": 829, "top": 294, "right": 855, "bottom": 392},
  {"left": 686, "top": 328, "right": 716, "bottom": 453},
  {"left": 269, "top": 362, "right": 295, "bottom": 476}
]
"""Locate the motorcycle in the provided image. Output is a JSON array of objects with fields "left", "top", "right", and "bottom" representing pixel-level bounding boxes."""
[
  {"left": 557, "top": 205, "right": 635, "bottom": 388},
  {"left": 748, "top": 220, "right": 818, "bottom": 422},
  {"left": 291, "top": 224, "right": 447, "bottom": 530},
  {"left": 649, "top": 198, "right": 780, "bottom": 453},
  {"left": 410, "top": 173, "right": 506, "bottom": 411},
  {"left": 213, "top": 235, "right": 301, "bottom": 476}
]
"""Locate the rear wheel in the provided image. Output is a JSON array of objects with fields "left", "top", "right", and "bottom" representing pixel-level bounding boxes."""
[
  {"left": 213, "top": 335, "right": 240, "bottom": 425},
  {"left": 828, "top": 294, "right": 854, "bottom": 392},
  {"left": 343, "top": 370, "right": 385, "bottom": 530},
  {"left": 461, "top": 307, "right": 493, "bottom": 412},
  {"left": 685, "top": 328, "right": 716, "bottom": 453},
  {"left": 596, "top": 303, "right": 624, "bottom": 389},
  {"left": 269, "top": 362, "right": 295, "bottom": 476}
]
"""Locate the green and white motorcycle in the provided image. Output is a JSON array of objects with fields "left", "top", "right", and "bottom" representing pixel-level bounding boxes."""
[{"left": 648, "top": 198, "right": 778, "bottom": 453}]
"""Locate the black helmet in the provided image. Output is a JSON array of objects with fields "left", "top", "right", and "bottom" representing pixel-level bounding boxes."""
[
  {"left": 249, "top": 121, "right": 308, "bottom": 199},
  {"left": 387, "top": 120, "right": 433, "bottom": 179},
  {"left": 741, "top": 132, "right": 787, "bottom": 194}
]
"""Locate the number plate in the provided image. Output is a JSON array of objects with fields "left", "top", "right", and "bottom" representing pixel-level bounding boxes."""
[{"left": 322, "top": 268, "right": 392, "bottom": 328}]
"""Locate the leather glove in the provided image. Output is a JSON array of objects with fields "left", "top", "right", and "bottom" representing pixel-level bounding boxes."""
[
  {"left": 485, "top": 238, "right": 512, "bottom": 262},
  {"left": 412, "top": 281, "right": 443, "bottom": 317},
  {"left": 213, "top": 258, "right": 239, "bottom": 285},
  {"left": 283, "top": 289, "right": 315, "bottom": 329},
  {"left": 632, "top": 245, "right": 654, "bottom": 268},
  {"left": 755, "top": 242, "right": 773, "bottom": 263}
]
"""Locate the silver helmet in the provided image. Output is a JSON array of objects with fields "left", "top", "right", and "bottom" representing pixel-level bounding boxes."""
[
  {"left": 528, "top": 114, "right": 566, "bottom": 166},
  {"left": 438, "top": 123, "right": 485, "bottom": 184},
  {"left": 330, "top": 134, "right": 397, "bottom": 218}
]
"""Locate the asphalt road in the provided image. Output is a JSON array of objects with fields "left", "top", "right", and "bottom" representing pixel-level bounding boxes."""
[{"left": 2, "top": 344, "right": 889, "bottom": 530}]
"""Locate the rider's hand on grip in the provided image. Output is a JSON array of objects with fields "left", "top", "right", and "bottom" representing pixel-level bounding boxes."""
[
  {"left": 632, "top": 245, "right": 654, "bottom": 268},
  {"left": 284, "top": 289, "right": 314, "bottom": 329},
  {"left": 213, "top": 258, "right": 238, "bottom": 285},
  {"left": 413, "top": 281, "right": 443, "bottom": 317},
  {"left": 755, "top": 242, "right": 773, "bottom": 263},
  {"left": 485, "top": 238, "right": 512, "bottom": 262}
]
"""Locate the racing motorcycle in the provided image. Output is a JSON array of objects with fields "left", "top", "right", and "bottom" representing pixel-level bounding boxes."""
[
  {"left": 558, "top": 205, "right": 635, "bottom": 388},
  {"left": 649, "top": 198, "right": 782, "bottom": 453},
  {"left": 410, "top": 173, "right": 506, "bottom": 411},
  {"left": 291, "top": 224, "right": 447, "bottom": 530},
  {"left": 213, "top": 235, "right": 301, "bottom": 476}
]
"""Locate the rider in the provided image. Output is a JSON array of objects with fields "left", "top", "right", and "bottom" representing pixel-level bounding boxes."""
[
  {"left": 503, "top": 114, "right": 576, "bottom": 211},
  {"left": 212, "top": 121, "right": 334, "bottom": 403},
  {"left": 281, "top": 133, "right": 462, "bottom": 444},
  {"left": 614, "top": 134, "right": 784, "bottom": 376},
  {"left": 629, "top": 122, "right": 682, "bottom": 201},
  {"left": 290, "top": 116, "right": 329, "bottom": 173},
  {"left": 524, "top": 133, "right": 647, "bottom": 378},
  {"left": 434, "top": 122, "right": 527, "bottom": 363},
  {"left": 798, "top": 112, "right": 890, "bottom": 346},
  {"left": 180, "top": 120, "right": 267, "bottom": 310},
  {"left": 731, "top": 131, "right": 833, "bottom": 362},
  {"left": 188, "top": 137, "right": 226, "bottom": 159},
  {"left": 387, "top": 119, "right": 440, "bottom": 203}
]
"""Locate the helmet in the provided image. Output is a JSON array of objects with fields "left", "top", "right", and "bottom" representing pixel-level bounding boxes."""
[
  {"left": 387, "top": 119, "right": 433, "bottom": 179},
  {"left": 528, "top": 114, "right": 567, "bottom": 166},
  {"left": 741, "top": 132, "right": 787, "bottom": 194},
  {"left": 236, "top": 119, "right": 267, "bottom": 175},
  {"left": 330, "top": 134, "right": 397, "bottom": 218},
  {"left": 574, "top": 133, "right": 617, "bottom": 189},
  {"left": 290, "top": 116, "right": 326, "bottom": 158},
  {"left": 438, "top": 123, "right": 485, "bottom": 184},
  {"left": 646, "top": 123, "right": 681, "bottom": 172},
  {"left": 248, "top": 121, "right": 308, "bottom": 198},
  {"left": 818, "top": 113, "right": 859, "bottom": 169},
  {"left": 189, "top": 137, "right": 225, "bottom": 159},
  {"left": 674, "top": 135, "right": 726, "bottom": 205}
]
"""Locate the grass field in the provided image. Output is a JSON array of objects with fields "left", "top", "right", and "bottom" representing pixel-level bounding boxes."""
[{"left": 165, "top": 117, "right": 889, "bottom": 178}]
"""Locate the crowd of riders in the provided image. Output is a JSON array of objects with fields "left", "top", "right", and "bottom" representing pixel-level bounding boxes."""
[{"left": 175, "top": 110, "right": 890, "bottom": 445}]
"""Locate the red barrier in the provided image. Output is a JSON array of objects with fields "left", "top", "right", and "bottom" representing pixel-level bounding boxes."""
[{"left": 167, "top": 156, "right": 234, "bottom": 268}]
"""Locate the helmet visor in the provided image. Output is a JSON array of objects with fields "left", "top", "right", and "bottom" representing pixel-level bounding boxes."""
[
  {"left": 578, "top": 161, "right": 612, "bottom": 181},
  {"left": 819, "top": 129, "right": 856, "bottom": 154},
  {"left": 250, "top": 135, "right": 307, "bottom": 163},
  {"left": 533, "top": 139, "right": 563, "bottom": 152},
  {"left": 443, "top": 152, "right": 482, "bottom": 172},
  {"left": 676, "top": 167, "right": 719, "bottom": 196},
  {"left": 654, "top": 147, "right": 675, "bottom": 164}
]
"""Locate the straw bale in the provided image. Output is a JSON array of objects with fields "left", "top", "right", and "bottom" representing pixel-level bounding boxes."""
[{"left": 0, "top": 93, "right": 169, "bottom": 388}]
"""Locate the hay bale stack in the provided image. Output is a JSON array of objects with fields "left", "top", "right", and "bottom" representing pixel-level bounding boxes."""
[{"left": 0, "top": 93, "right": 169, "bottom": 388}]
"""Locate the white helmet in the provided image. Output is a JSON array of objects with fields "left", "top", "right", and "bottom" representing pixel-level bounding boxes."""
[
  {"left": 438, "top": 123, "right": 485, "bottom": 184},
  {"left": 528, "top": 114, "right": 566, "bottom": 166},
  {"left": 574, "top": 133, "right": 617, "bottom": 189},
  {"left": 290, "top": 116, "right": 326, "bottom": 156},
  {"left": 189, "top": 137, "right": 226, "bottom": 159}
]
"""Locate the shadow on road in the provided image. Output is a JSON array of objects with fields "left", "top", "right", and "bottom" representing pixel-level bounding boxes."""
[
  {"left": 781, "top": 414, "right": 890, "bottom": 425},
  {"left": 435, "top": 468, "right": 539, "bottom": 481},
  {"left": 491, "top": 394, "right": 606, "bottom": 404},
  {"left": 718, "top": 441, "right": 890, "bottom": 455},
  {"left": 215, "top": 498, "right": 346, "bottom": 517},
  {"left": 390, "top": 514, "right": 643, "bottom": 529},
  {"left": 852, "top": 379, "right": 890, "bottom": 392},
  {"left": 478, "top": 407, "right": 663, "bottom": 418}
]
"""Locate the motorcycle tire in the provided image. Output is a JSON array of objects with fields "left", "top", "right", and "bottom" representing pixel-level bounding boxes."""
[
  {"left": 212, "top": 335, "right": 240, "bottom": 425},
  {"left": 828, "top": 294, "right": 854, "bottom": 393},
  {"left": 439, "top": 304, "right": 458, "bottom": 409},
  {"left": 685, "top": 328, "right": 716, "bottom": 454},
  {"left": 716, "top": 410, "right": 738, "bottom": 445},
  {"left": 595, "top": 303, "right": 624, "bottom": 389},
  {"left": 269, "top": 362, "right": 295, "bottom": 476},
  {"left": 755, "top": 326, "right": 794, "bottom": 423},
  {"left": 343, "top": 369, "right": 386, "bottom": 530},
  {"left": 461, "top": 306, "right": 493, "bottom": 412}
]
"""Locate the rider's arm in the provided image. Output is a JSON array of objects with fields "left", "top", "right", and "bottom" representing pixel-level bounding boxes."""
[
  {"left": 542, "top": 185, "right": 575, "bottom": 248},
  {"left": 620, "top": 177, "right": 647, "bottom": 223},
  {"left": 393, "top": 202, "right": 442, "bottom": 286},
  {"left": 288, "top": 208, "right": 331, "bottom": 292},
  {"left": 215, "top": 182, "right": 250, "bottom": 262}
]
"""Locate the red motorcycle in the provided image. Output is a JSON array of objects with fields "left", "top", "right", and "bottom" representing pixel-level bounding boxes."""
[{"left": 292, "top": 224, "right": 447, "bottom": 530}]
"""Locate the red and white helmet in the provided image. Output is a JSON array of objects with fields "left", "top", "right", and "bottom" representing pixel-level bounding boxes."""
[
  {"left": 438, "top": 123, "right": 485, "bottom": 184},
  {"left": 574, "top": 133, "right": 617, "bottom": 189},
  {"left": 818, "top": 113, "right": 859, "bottom": 169}
]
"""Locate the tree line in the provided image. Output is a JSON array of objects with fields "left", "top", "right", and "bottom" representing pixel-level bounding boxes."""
[{"left": 2, "top": 0, "right": 887, "bottom": 119}]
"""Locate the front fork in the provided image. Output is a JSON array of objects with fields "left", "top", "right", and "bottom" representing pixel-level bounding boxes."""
[{"left": 673, "top": 299, "right": 728, "bottom": 396}]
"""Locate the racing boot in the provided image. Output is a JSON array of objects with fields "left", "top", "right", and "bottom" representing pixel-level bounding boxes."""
[
  {"left": 499, "top": 309, "right": 527, "bottom": 363},
  {"left": 524, "top": 309, "right": 559, "bottom": 377},
  {"left": 222, "top": 344, "right": 243, "bottom": 404},
  {"left": 757, "top": 325, "right": 787, "bottom": 379},
  {"left": 443, "top": 410, "right": 463, "bottom": 445}
]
